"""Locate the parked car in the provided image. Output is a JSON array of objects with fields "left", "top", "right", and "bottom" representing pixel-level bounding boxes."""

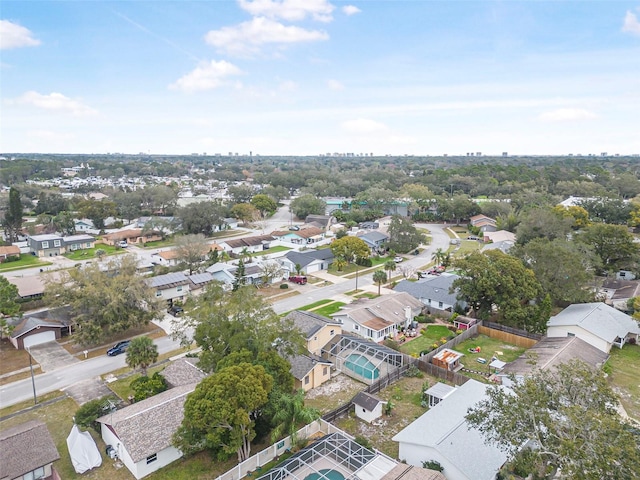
[
  {"left": 168, "top": 305, "right": 184, "bottom": 317},
  {"left": 118, "top": 240, "right": 128, "bottom": 248},
  {"left": 289, "top": 275, "right": 308, "bottom": 285},
  {"left": 394, "top": 256, "right": 404, "bottom": 263},
  {"left": 107, "top": 340, "right": 130, "bottom": 356},
  {"left": 288, "top": 225, "right": 300, "bottom": 231}
]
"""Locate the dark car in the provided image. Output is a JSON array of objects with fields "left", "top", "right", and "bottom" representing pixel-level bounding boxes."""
[
  {"left": 168, "top": 305, "right": 184, "bottom": 317},
  {"left": 107, "top": 340, "right": 130, "bottom": 356}
]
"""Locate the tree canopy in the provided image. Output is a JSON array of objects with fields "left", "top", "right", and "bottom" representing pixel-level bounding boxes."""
[
  {"left": 44, "top": 256, "right": 163, "bottom": 345},
  {"left": 466, "top": 360, "right": 640, "bottom": 479},
  {"left": 125, "top": 336, "right": 159, "bottom": 376},
  {"left": 329, "top": 236, "right": 370, "bottom": 263},
  {"left": 3, "top": 187, "right": 23, "bottom": 243},
  {"left": 290, "top": 194, "right": 326, "bottom": 220},
  {"left": 387, "top": 215, "right": 426, "bottom": 253},
  {"left": 576, "top": 223, "right": 639, "bottom": 274}
]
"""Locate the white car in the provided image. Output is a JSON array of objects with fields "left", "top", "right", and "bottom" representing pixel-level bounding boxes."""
[
  {"left": 118, "top": 240, "right": 128, "bottom": 248},
  {"left": 394, "top": 256, "right": 403, "bottom": 263}
]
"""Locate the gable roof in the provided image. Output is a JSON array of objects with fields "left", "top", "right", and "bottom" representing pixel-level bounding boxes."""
[
  {"left": 547, "top": 302, "right": 640, "bottom": 344},
  {"left": 161, "top": 358, "right": 206, "bottom": 388},
  {"left": 284, "top": 249, "right": 334, "bottom": 268},
  {"left": 394, "top": 273, "right": 461, "bottom": 306},
  {"left": 97, "top": 383, "right": 195, "bottom": 463},
  {"left": 392, "top": 379, "right": 508, "bottom": 480},
  {"left": 285, "top": 310, "right": 341, "bottom": 339},
  {"left": 187, "top": 272, "right": 215, "bottom": 288},
  {"left": 223, "top": 235, "right": 274, "bottom": 249},
  {"left": 358, "top": 231, "right": 389, "bottom": 244},
  {"left": 273, "top": 227, "right": 325, "bottom": 239},
  {"left": 147, "top": 272, "right": 190, "bottom": 289},
  {"left": 0, "top": 420, "right": 60, "bottom": 479},
  {"left": 10, "top": 306, "right": 74, "bottom": 339},
  {"left": 353, "top": 391, "right": 384, "bottom": 411},
  {"left": 0, "top": 245, "right": 20, "bottom": 256},
  {"left": 483, "top": 230, "right": 516, "bottom": 243},
  {"left": 331, "top": 292, "right": 423, "bottom": 331},
  {"left": 304, "top": 215, "right": 332, "bottom": 226},
  {"left": 501, "top": 336, "right": 608, "bottom": 377},
  {"left": 288, "top": 354, "right": 331, "bottom": 380}
]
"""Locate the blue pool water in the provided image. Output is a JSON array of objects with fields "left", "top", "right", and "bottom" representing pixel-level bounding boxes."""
[
  {"left": 304, "top": 469, "right": 346, "bottom": 480},
  {"left": 344, "top": 353, "right": 380, "bottom": 380}
]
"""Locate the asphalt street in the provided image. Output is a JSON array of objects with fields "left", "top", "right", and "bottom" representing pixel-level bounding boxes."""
[{"left": 0, "top": 222, "right": 450, "bottom": 409}]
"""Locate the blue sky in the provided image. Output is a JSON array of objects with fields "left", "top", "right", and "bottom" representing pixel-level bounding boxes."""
[{"left": 1, "top": 1, "right": 639, "bottom": 156}]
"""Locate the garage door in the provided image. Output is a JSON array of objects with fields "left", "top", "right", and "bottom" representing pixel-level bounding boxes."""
[{"left": 23, "top": 330, "right": 56, "bottom": 349}]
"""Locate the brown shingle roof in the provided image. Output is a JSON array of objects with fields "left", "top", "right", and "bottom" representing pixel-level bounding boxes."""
[
  {"left": 0, "top": 245, "right": 20, "bottom": 256},
  {"left": 97, "top": 383, "right": 195, "bottom": 463},
  {"left": 0, "top": 420, "right": 60, "bottom": 479},
  {"left": 161, "top": 358, "right": 206, "bottom": 388}
]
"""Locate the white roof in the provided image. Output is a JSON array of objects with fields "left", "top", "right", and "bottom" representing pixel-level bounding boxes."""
[
  {"left": 393, "top": 379, "right": 508, "bottom": 480},
  {"left": 547, "top": 302, "right": 640, "bottom": 343}
]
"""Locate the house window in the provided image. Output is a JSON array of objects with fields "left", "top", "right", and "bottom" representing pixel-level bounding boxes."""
[
  {"left": 53, "top": 240, "right": 61, "bottom": 247},
  {"left": 567, "top": 332, "right": 575, "bottom": 337},
  {"left": 438, "top": 302, "right": 443, "bottom": 308},
  {"left": 313, "top": 336, "right": 317, "bottom": 341},
  {"left": 427, "top": 299, "right": 431, "bottom": 304},
  {"left": 304, "top": 376, "right": 310, "bottom": 385},
  {"left": 156, "top": 291, "right": 162, "bottom": 297},
  {"left": 85, "top": 242, "right": 91, "bottom": 248},
  {"left": 323, "top": 366, "right": 328, "bottom": 376},
  {"left": 177, "top": 286, "right": 183, "bottom": 292},
  {"left": 33, "top": 467, "right": 45, "bottom": 479},
  {"left": 146, "top": 453, "right": 157, "bottom": 464},
  {"left": 42, "top": 241, "right": 49, "bottom": 249},
  {"left": 353, "top": 325, "right": 359, "bottom": 331},
  {"left": 70, "top": 244, "right": 78, "bottom": 251},
  {"left": 330, "top": 329, "right": 335, "bottom": 336}
]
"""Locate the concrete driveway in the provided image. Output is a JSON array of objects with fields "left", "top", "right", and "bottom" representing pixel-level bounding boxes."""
[{"left": 27, "top": 341, "right": 80, "bottom": 372}]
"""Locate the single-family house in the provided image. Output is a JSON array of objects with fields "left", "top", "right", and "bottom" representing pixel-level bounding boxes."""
[
  {"left": 74, "top": 219, "right": 94, "bottom": 232},
  {"left": 205, "top": 263, "right": 235, "bottom": 287},
  {"left": 219, "top": 235, "right": 274, "bottom": 254},
  {"left": 8, "top": 275, "right": 45, "bottom": 301},
  {"left": 496, "top": 336, "right": 608, "bottom": 387},
  {"left": 271, "top": 227, "right": 325, "bottom": 245},
  {"left": 62, "top": 234, "right": 95, "bottom": 252},
  {"left": 28, "top": 234, "right": 64, "bottom": 257},
  {"left": 97, "top": 383, "right": 195, "bottom": 479},
  {"left": 288, "top": 354, "right": 333, "bottom": 391},
  {"left": 432, "top": 348, "right": 465, "bottom": 372},
  {"left": 0, "top": 245, "right": 20, "bottom": 262},
  {"left": 150, "top": 249, "right": 180, "bottom": 267},
  {"left": 281, "top": 249, "right": 334, "bottom": 275},
  {"left": 481, "top": 239, "right": 515, "bottom": 254},
  {"left": 358, "top": 231, "right": 389, "bottom": 252},
  {"left": 599, "top": 278, "right": 640, "bottom": 310},
  {"left": 0, "top": 420, "right": 61, "bottom": 480},
  {"left": 187, "top": 272, "right": 216, "bottom": 293},
  {"left": 304, "top": 215, "right": 335, "bottom": 230},
  {"left": 285, "top": 310, "right": 342, "bottom": 355},
  {"left": 482, "top": 230, "right": 516, "bottom": 244},
  {"left": 223, "top": 217, "right": 239, "bottom": 229},
  {"left": 393, "top": 379, "right": 509, "bottom": 480},
  {"left": 352, "top": 391, "right": 385, "bottom": 423},
  {"left": 394, "top": 273, "right": 465, "bottom": 315},
  {"left": 8, "top": 306, "right": 74, "bottom": 350},
  {"left": 469, "top": 214, "right": 496, "bottom": 232},
  {"left": 330, "top": 292, "right": 423, "bottom": 342},
  {"left": 161, "top": 357, "right": 207, "bottom": 388},
  {"left": 146, "top": 272, "right": 190, "bottom": 304},
  {"left": 546, "top": 302, "right": 640, "bottom": 353},
  {"left": 102, "top": 228, "right": 163, "bottom": 246}
]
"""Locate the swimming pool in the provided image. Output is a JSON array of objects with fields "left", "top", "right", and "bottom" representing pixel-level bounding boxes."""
[
  {"left": 344, "top": 353, "right": 380, "bottom": 380},
  {"left": 304, "top": 469, "right": 346, "bottom": 480}
]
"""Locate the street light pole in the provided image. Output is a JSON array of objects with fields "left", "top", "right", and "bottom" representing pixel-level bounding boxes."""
[{"left": 27, "top": 347, "right": 37, "bottom": 405}]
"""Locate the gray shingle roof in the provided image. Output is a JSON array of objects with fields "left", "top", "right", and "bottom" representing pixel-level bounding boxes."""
[
  {"left": 97, "top": 383, "right": 195, "bottom": 463},
  {"left": 332, "top": 292, "right": 423, "bottom": 330},
  {"left": 392, "top": 380, "right": 508, "bottom": 480},
  {"left": 547, "top": 302, "right": 640, "bottom": 343},
  {"left": 353, "top": 391, "right": 384, "bottom": 411},
  {"left": 394, "top": 273, "right": 461, "bottom": 307},
  {"left": 288, "top": 354, "right": 331, "bottom": 380},
  {"left": 187, "top": 272, "right": 215, "bottom": 287},
  {"left": 161, "top": 358, "right": 207, "bottom": 388},
  {"left": 147, "top": 272, "right": 189, "bottom": 288},
  {"left": 358, "top": 231, "right": 389, "bottom": 243},
  {"left": 0, "top": 420, "right": 60, "bottom": 479},
  {"left": 285, "top": 310, "right": 341, "bottom": 339},
  {"left": 284, "top": 249, "right": 334, "bottom": 268}
]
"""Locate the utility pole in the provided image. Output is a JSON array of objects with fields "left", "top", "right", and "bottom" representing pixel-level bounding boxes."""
[{"left": 27, "top": 347, "right": 37, "bottom": 405}]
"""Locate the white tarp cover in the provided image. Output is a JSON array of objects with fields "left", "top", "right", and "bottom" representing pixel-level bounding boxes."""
[{"left": 67, "top": 425, "right": 102, "bottom": 474}]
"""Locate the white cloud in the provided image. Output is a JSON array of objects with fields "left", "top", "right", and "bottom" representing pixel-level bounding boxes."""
[
  {"left": 342, "top": 5, "right": 361, "bottom": 16},
  {"left": 170, "top": 60, "right": 243, "bottom": 92},
  {"left": 327, "top": 79, "right": 344, "bottom": 90},
  {"left": 0, "top": 20, "right": 41, "bottom": 50},
  {"left": 622, "top": 10, "right": 640, "bottom": 36},
  {"left": 238, "top": 0, "right": 335, "bottom": 22},
  {"left": 28, "top": 130, "right": 75, "bottom": 141},
  {"left": 341, "top": 118, "right": 388, "bottom": 134},
  {"left": 204, "top": 17, "right": 328, "bottom": 56},
  {"left": 538, "top": 108, "right": 597, "bottom": 122},
  {"left": 278, "top": 80, "right": 297, "bottom": 91},
  {"left": 15, "top": 91, "right": 96, "bottom": 116}
]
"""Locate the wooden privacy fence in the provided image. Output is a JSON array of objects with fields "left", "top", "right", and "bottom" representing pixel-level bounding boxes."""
[
  {"left": 420, "top": 322, "right": 482, "bottom": 362},
  {"left": 414, "top": 359, "right": 470, "bottom": 386},
  {"left": 479, "top": 322, "right": 541, "bottom": 348}
]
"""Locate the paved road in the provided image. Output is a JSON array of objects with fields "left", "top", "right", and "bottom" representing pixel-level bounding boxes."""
[{"left": 0, "top": 223, "right": 450, "bottom": 408}]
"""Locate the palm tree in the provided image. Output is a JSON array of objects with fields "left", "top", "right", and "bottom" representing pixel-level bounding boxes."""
[
  {"left": 373, "top": 270, "right": 387, "bottom": 296},
  {"left": 294, "top": 263, "right": 303, "bottom": 275},
  {"left": 125, "top": 336, "right": 158, "bottom": 376},
  {"left": 384, "top": 260, "right": 397, "bottom": 281},
  {"left": 270, "top": 389, "right": 320, "bottom": 445},
  {"left": 239, "top": 247, "right": 252, "bottom": 263},
  {"left": 431, "top": 248, "right": 446, "bottom": 266},
  {"left": 333, "top": 256, "right": 347, "bottom": 272}
]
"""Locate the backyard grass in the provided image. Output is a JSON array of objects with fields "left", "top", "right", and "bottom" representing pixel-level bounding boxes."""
[
  {"left": 0, "top": 255, "right": 52, "bottom": 272},
  {"left": 312, "top": 302, "right": 346, "bottom": 317},
  {"left": 304, "top": 374, "right": 367, "bottom": 414},
  {"left": 606, "top": 343, "right": 640, "bottom": 422},
  {"left": 399, "top": 325, "right": 453, "bottom": 355},
  {"left": 452, "top": 239, "right": 482, "bottom": 256},
  {"left": 455, "top": 334, "right": 526, "bottom": 366}
]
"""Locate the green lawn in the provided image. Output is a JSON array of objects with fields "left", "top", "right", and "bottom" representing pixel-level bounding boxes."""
[
  {"left": 312, "top": 302, "right": 346, "bottom": 317},
  {"left": 0, "top": 255, "right": 52, "bottom": 272},
  {"left": 252, "top": 246, "right": 292, "bottom": 256},
  {"left": 400, "top": 325, "right": 452, "bottom": 355},
  {"left": 606, "top": 343, "right": 640, "bottom": 422},
  {"left": 298, "top": 299, "right": 334, "bottom": 311},
  {"left": 142, "top": 238, "right": 176, "bottom": 248},
  {"left": 455, "top": 334, "right": 526, "bottom": 364},
  {"left": 64, "top": 244, "right": 121, "bottom": 260}
]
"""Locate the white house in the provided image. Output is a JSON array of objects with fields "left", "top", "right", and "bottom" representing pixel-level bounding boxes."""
[
  {"left": 281, "top": 249, "right": 334, "bottom": 275},
  {"left": 352, "top": 391, "right": 385, "bottom": 423},
  {"left": 331, "top": 292, "right": 423, "bottom": 342},
  {"left": 146, "top": 272, "right": 190, "bottom": 304},
  {"left": 393, "top": 379, "right": 508, "bottom": 480},
  {"left": 546, "top": 302, "right": 640, "bottom": 353},
  {"left": 394, "top": 273, "right": 465, "bottom": 315},
  {"left": 97, "top": 384, "right": 195, "bottom": 479}
]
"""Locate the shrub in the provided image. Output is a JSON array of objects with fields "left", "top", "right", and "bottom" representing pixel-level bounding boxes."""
[
  {"left": 404, "top": 364, "right": 423, "bottom": 378},
  {"left": 131, "top": 372, "right": 168, "bottom": 402},
  {"left": 422, "top": 460, "right": 444, "bottom": 472},
  {"left": 75, "top": 396, "right": 117, "bottom": 432},
  {"left": 356, "top": 257, "right": 373, "bottom": 267},
  {"left": 384, "top": 338, "right": 401, "bottom": 351},
  {"left": 279, "top": 283, "right": 289, "bottom": 289},
  {"left": 354, "top": 435, "right": 372, "bottom": 449}
]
